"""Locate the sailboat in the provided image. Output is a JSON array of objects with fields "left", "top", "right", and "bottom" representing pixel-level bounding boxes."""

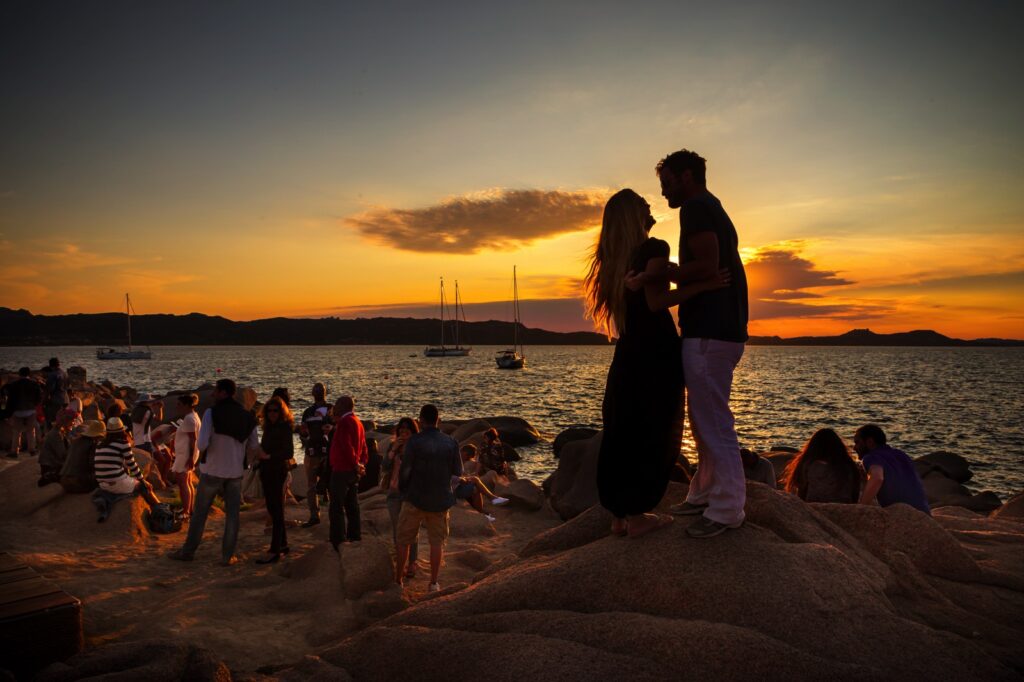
[
  {"left": 424, "top": 278, "right": 472, "bottom": 357},
  {"left": 96, "top": 294, "right": 153, "bottom": 360},
  {"left": 496, "top": 266, "right": 526, "bottom": 369}
]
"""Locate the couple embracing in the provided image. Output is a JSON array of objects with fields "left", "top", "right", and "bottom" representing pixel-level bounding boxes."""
[{"left": 585, "top": 148, "right": 749, "bottom": 539}]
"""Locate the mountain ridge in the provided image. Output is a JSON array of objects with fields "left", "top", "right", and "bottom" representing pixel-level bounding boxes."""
[{"left": 1, "top": 309, "right": 1021, "bottom": 346}]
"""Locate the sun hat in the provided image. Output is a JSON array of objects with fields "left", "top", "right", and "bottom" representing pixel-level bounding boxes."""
[
  {"left": 79, "top": 420, "right": 106, "bottom": 438},
  {"left": 105, "top": 417, "right": 126, "bottom": 433}
]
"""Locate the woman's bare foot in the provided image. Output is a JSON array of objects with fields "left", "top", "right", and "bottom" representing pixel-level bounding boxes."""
[
  {"left": 627, "top": 513, "right": 673, "bottom": 538},
  {"left": 611, "top": 518, "right": 628, "bottom": 536}
]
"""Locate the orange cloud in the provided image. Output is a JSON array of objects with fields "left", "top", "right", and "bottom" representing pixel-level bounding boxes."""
[{"left": 345, "top": 188, "right": 610, "bottom": 254}]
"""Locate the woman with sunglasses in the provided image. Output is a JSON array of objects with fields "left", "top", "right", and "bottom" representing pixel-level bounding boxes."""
[{"left": 256, "top": 396, "right": 294, "bottom": 564}]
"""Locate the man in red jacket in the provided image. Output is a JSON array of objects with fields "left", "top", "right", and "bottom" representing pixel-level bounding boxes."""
[{"left": 328, "top": 395, "right": 367, "bottom": 551}]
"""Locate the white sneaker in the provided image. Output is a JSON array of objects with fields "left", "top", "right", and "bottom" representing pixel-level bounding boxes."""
[
  {"left": 491, "top": 496, "right": 509, "bottom": 506},
  {"left": 485, "top": 513, "right": 497, "bottom": 523},
  {"left": 428, "top": 582, "right": 441, "bottom": 592}
]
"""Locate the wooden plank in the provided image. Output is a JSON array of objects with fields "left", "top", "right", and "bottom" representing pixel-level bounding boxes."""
[
  {"left": 0, "top": 566, "right": 37, "bottom": 585},
  {"left": 0, "top": 592, "right": 79, "bottom": 621},
  {"left": 0, "top": 578, "right": 62, "bottom": 607}
]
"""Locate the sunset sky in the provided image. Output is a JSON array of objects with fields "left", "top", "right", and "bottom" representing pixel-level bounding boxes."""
[{"left": 1, "top": 1, "right": 1022, "bottom": 338}]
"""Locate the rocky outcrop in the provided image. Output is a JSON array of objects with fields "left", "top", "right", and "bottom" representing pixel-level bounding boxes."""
[
  {"left": 552, "top": 427, "right": 598, "bottom": 458},
  {"left": 479, "top": 416, "right": 541, "bottom": 445},
  {"left": 37, "top": 640, "right": 231, "bottom": 682},
  {"left": 496, "top": 478, "right": 545, "bottom": 511},
  {"left": 544, "top": 430, "right": 602, "bottom": 520},
  {"left": 992, "top": 492, "right": 1024, "bottom": 522},
  {"left": 313, "top": 483, "right": 1024, "bottom": 681}
]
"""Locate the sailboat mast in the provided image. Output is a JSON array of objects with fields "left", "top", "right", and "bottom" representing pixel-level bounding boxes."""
[
  {"left": 439, "top": 277, "right": 445, "bottom": 350},
  {"left": 513, "top": 266, "right": 520, "bottom": 352},
  {"left": 454, "top": 281, "right": 460, "bottom": 349},
  {"left": 126, "top": 293, "right": 133, "bottom": 352}
]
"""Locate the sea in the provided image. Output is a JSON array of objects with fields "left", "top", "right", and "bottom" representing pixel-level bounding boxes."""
[{"left": 2, "top": 345, "right": 1022, "bottom": 499}]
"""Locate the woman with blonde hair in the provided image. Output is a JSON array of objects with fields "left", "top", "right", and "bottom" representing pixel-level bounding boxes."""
[
  {"left": 255, "top": 395, "right": 295, "bottom": 563},
  {"left": 585, "top": 189, "right": 728, "bottom": 538}
]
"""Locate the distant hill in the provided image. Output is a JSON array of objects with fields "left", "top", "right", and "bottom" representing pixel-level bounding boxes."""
[
  {"left": 2, "top": 310, "right": 1020, "bottom": 347},
  {"left": 747, "top": 328, "right": 1024, "bottom": 347},
  {"left": 0, "top": 308, "right": 611, "bottom": 346}
]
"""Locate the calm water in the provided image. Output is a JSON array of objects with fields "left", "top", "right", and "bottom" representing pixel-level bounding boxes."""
[{"left": 3, "top": 345, "right": 1022, "bottom": 498}]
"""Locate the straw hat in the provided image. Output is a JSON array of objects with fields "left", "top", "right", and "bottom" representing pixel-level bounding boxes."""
[
  {"left": 79, "top": 420, "right": 106, "bottom": 438},
  {"left": 105, "top": 417, "right": 126, "bottom": 433}
]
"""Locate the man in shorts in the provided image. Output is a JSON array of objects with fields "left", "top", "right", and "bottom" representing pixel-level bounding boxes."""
[{"left": 394, "top": 404, "right": 463, "bottom": 592}]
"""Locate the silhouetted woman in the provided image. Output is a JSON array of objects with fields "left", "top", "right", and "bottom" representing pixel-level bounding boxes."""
[
  {"left": 783, "top": 428, "right": 863, "bottom": 503},
  {"left": 256, "top": 396, "right": 294, "bottom": 563},
  {"left": 585, "top": 189, "right": 728, "bottom": 538}
]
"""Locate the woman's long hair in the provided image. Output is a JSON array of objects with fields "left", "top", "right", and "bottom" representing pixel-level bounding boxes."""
[
  {"left": 584, "top": 189, "right": 651, "bottom": 338},
  {"left": 783, "top": 428, "right": 861, "bottom": 503},
  {"left": 261, "top": 396, "right": 294, "bottom": 429},
  {"left": 395, "top": 416, "right": 419, "bottom": 437}
]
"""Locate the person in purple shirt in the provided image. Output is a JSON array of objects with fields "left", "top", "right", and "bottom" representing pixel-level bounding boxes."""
[{"left": 853, "top": 424, "right": 930, "bottom": 515}]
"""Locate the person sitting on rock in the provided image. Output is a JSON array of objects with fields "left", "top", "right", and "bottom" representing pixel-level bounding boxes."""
[
  {"left": 453, "top": 444, "right": 509, "bottom": 521},
  {"left": 38, "top": 408, "right": 74, "bottom": 486},
  {"left": 740, "top": 448, "right": 777, "bottom": 489},
  {"left": 395, "top": 404, "right": 463, "bottom": 592},
  {"left": 479, "top": 428, "right": 510, "bottom": 483},
  {"left": 131, "top": 394, "right": 170, "bottom": 487},
  {"left": 783, "top": 429, "right": 862, "bottom": 504},
  {"left": 60, "top": 419, "right": 104, "bottom": 493},
  {"left": 93, "top": 417, "right": 163, "bottom": 514},
  {"left": 853, "top": 424, "right": 930, "bottom": 514}
]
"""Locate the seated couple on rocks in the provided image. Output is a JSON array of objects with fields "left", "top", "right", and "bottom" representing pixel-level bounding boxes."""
[{"left": 782, "top": 424, "right": 930, "bottom": 514}]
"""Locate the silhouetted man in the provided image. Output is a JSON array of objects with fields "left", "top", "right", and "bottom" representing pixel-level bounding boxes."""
[
  {"left": 395, "top": 404, "right": 463, "bottom": 592},
  {"left": 299, "top": 382, "right": 331, "bottom": 527},
  {"left": 657, "top": 149, "right": 749, "bottom": 538}
]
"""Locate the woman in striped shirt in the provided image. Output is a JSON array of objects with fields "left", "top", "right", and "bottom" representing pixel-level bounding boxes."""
[{"left": 94, "top": 417, "right": 162, "bottom": 506}]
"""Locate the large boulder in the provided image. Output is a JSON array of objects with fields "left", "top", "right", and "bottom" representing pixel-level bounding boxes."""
[
  {"left": 496, "top": 478, "right": 545, "bottom": 511},
  {"left": 314, "top": 485, "right": 1024, "bottom": 681},
  {"left": 450, "top": 419, "right": 493, "bottom": 443},
  {"left": 339, "top": 536, "right": 395, "bottom": 600},
  {"left": 37, "top": 640, "right": 231, "bottom": 682},
  {"left": 66, "top": 366, "right": 87, "bottom": 387},
  {"left": 480, "top": 416, "right": 541, "bottom": 446},
  {"left": 544, "top": 431, "right": 602, "bottom": 520},
  {"left": 991, "top": 491, "right": 1024, "bottom": 522},
  {"left": 916, "top": 451, "right": 973, "bottom": 483},
  {"left": 552, "top": 427, "right": 598, "bottom": 459}
]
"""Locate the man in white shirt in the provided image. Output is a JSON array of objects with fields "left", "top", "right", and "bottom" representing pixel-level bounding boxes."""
[{"left": 169, "top": 379, "right": 258, "bottom": 566}]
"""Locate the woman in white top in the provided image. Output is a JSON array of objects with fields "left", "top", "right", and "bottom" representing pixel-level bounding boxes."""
[{"left": 172, "top": 393, "right": 201, "bottom": 518}]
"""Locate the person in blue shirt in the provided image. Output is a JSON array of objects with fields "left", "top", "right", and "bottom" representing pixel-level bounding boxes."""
[{"left": 853, "top": 424, "right": 930, "bottom": 515}]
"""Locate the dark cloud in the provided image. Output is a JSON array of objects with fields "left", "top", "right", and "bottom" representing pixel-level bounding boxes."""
[
  {"left": 744, "top": 246, "right": 886, "bottom": 321},
  {"left": 345, "top": 188, "right": 610, "bottom": 254}
]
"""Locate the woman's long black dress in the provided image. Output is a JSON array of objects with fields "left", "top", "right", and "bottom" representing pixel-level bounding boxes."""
[
  {"left": 260, "top": 422, "right": 294, "bottom": 554},
  {"left": 597, "top": 237, "right": 685, "bottom": 519}
]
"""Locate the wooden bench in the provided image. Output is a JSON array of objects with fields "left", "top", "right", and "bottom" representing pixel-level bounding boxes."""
[{"left": 0, "top": 552, "right": 83, "bottom": 675}]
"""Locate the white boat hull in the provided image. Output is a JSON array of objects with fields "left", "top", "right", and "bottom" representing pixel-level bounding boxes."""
[
  {"left": 423, "top": 347, "right": 472, "bottom": 357},
  {"left": 97, "top": 348, "right": 152, "bottom": 360}
]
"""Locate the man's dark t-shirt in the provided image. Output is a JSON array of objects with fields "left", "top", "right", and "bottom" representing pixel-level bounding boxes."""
[{"left": 678, "top": 191, "right": 749, "bottom": 343}]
